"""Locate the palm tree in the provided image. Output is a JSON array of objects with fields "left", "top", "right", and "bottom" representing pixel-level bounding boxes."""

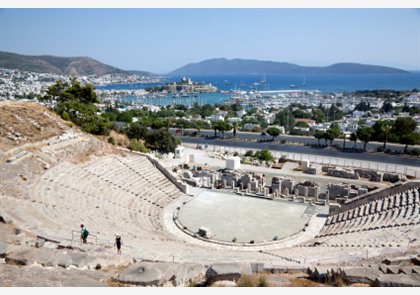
[
  {"left": 340, "top": 131, "right": 348, "bottom": 149},
  {"left": 232, "top": 122, "right": 238, "bottom": 139},
  {"left": 350, "top": 132, "right": 358, "bottom": 149},
  {"left": 381, "top": 121, "right": 392, "bottom": 151}
]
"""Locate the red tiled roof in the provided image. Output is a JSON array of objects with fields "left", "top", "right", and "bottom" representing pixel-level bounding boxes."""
[{"left": 294, "top": 118, "right": 316, "bottom": 124}]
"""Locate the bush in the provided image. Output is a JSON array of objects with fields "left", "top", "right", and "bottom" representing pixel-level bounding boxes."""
[
  {"left": 129, "top": 139, "right": 149, "bottom": 153},
  {"left": 281, "top": 139, "right": 287, "bottom": 144},
  {"left": 61, "top": 110, "right": 70, "bottom": 121},
  {"left": 244, "top": 150, "right": 254, "bottom": 157},
  {"left": 107, "top": 136, "right": 115, "bottom": 145},
  {"left": 406, "top": 148, "right": 420, "bottom": 156}
]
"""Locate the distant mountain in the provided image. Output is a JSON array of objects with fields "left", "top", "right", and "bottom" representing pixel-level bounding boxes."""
[
  {"left": 0, "top": 51, "right": 158, "bottom": 77},
  {"left": 168, "top": 58, "right": 409, "bottom": 75}
]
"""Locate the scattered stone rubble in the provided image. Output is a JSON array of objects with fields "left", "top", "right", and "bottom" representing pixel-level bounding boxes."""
[
  {"left": 320, "top": 165, "right": 406, "bottom": 183},
  {"left": 48, "top": 130, "right": 78, "bottom": 145},
  {"left": 175, "top": 163, "right": 376, "bottom": 205},
  {"left": 307, "top": 256, "right": 420, "bottom": 287}
]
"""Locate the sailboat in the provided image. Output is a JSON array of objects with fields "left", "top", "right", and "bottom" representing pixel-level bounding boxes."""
[
  {"left": 260, "top": 73, "right": 267, "bottom": 84},
  {"left": 290, "top": 75, "right": 306, "bottom": 88}
]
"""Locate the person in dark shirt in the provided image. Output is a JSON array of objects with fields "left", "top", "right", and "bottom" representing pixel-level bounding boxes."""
[
  {"left": 114, "top": 233, "right": 123, "bottom": 254},
  {"left": 80, "top": 224, "right": 88, "bottom": 244}
]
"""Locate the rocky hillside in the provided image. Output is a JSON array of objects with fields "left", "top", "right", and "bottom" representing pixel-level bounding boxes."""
[{"left": 0, "top": 51, "right": 126, "bottom": 76}]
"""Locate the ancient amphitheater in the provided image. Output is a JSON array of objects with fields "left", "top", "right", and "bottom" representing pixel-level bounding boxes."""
[{"left": 0, "top": 102, "right": 419, "bottom": 287}]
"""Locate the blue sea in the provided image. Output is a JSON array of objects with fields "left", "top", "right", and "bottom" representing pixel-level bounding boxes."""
[{"left": 96, "top": 73, "right": 420, "bottom": 106}]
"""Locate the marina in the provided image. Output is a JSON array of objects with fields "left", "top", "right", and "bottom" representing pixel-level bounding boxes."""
[{"left": 94, "top": 73, "right": 420, "bottom": 110}]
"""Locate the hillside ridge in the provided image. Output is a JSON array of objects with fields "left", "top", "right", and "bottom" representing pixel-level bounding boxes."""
[
  {"left": 168, "top": 57, "right": 409, "bottom": 75},
  {"left": 0, "top": 51, "right": 158, "bottom": 77}
]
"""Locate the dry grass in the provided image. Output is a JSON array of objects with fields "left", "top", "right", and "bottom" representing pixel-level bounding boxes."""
[
  {"left": 286, "top": 277, "right": 325, "bottom": 287},
  {"left": 237, "top": 274, "right": 270, "bottom": 287},
  {"left": 108, "top": 130, "right": 129, "bottom": 147},
  {"left": 0, "top": 102, "right": 68, "bottom": 152}
]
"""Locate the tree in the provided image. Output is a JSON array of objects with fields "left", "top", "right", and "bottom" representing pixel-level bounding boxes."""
[
  {"left": 212, "top": 120, "right": 232, "bottom": 139},
  {"left": 381, "top": 121, "right": 392, "bottom": 150},
  {"left": 392, "top": 117, "right": 417, "bottom": 143},
  {"left": 79, "top": 114, "right": 112, "bottom": 136},
  {"left": 232, "top": 122, "right": 238, "bottom": 139},
  {"left": 212, "top": 121, "right": 218, "bottom": 137},
  {"left": 356, "top": 127, "right": 374, "bottom": 150},
  {"left": 46, "top": 79, "right": 70, "bottom": 100},
  {"left": 266, "top": 127, "right": 280, "bottom": 140},
  {"left": 350, "top": 132, "right": 358, "bottom": 149},
  {"left": 163, "top": 118, "right": 174, "bottom": 131},
  {"left": 354, "top": 100, "right": 371, "bottom": 112},
  {"left": 340, "top": 131, "right": 348, "bottom": 149},
  {"left": 150, "top": 120, "right": 166, "bottom": 130},
  {"left": 125, "top": 123, "right": 148, "bottom": 140},
  {"left": 117, "top": 111, "right": 135, "bottom": 123},
  {"left": 292, "top": 109, "right": 311, "bottom": 119},
  {"left": 50, "top": 77, "right": 98, "bottom": 104},
  {"left": 325, "top": 124, "right": 340, "bottom": 146},
  {"left": 311, "top": 108, "right": 324, "bottom": 123},
  {"left": 380, "top": 101, "right": 393, "bottom": 113},
  {"left": 371, "top": 120, "right": 392, "bottom": 149},
  {"left": 400, "top": 133, "right": 420, "bottom": 153},
  {"left": 294, "top": 121, "right": 310, "bottom": 128},
  {"left": 145, "top": 129, "right": 178, "bottom": 154},
  {"left": 48, "top": 78, "right": 110, "bottom": 136},
  {"left": 314, "top": 130, "right": 324, "bottom": 146},
  {"left": 274, "top": 109, "right": 294, "bottom": 132}
]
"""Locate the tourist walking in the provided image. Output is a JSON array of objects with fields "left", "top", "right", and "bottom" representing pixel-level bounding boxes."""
[
  {"left": 114, "top": 233, "right": 123, "bottom": 254},
  {"left": 80, "top": 224, "right": 89, "bottom": 244}
]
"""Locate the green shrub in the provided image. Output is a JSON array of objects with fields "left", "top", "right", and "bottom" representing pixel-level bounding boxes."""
[
  {"left": 407, "top": 148, "right": 420, "bottom": 156},
  {"left": 129, "top": 139, "right": 149, "bottom": 153},
  {"left": 61, "top": 110, "right": 70, "bottom": 121},
  {"left": 244, "top": 150, "right": 254, "bottom": 157}
]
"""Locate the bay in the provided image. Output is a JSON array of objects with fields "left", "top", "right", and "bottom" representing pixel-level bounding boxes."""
[{"left": 96, "top": 72, "right": 420, "bottom": 106}]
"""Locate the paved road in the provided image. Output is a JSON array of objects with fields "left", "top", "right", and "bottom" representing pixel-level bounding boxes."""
[
  {"left": 170, "top": 128, "right": 417, "bottom": 152},
  {"left": 179, "top": 136, "right": 420, "bottom": 168}
]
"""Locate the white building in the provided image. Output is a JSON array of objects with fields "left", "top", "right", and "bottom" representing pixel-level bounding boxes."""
[
  {"left": 237, "top": 109, "right": 246, "bottom": 118},
  {"left": 174, "top": 146, "right": 185, "bottom": 158},
  {"left": 210, "top": 114, "right": 225, "bottom": 121},
  {"left": 226, "top": 156, "right": 241, "bottom": 170},
  {"left": 227, "top": 117, "right": 242, "bottom": 123}
]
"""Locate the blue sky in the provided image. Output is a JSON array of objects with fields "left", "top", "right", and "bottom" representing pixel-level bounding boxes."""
[{"left": 0, "top": 6, "right": 419, "bottom": 74}]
